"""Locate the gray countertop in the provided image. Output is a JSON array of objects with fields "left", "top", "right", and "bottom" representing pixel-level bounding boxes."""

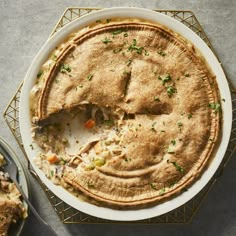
[{"left": 0, "top": 0, "right": 236, "bottom": 235}]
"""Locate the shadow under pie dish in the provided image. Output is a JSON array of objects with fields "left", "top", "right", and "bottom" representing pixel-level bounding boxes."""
[{"left": 19, "top": 7, "right": 232, "bottom": 221}]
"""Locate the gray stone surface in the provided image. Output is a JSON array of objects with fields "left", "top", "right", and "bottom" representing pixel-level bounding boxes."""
[{"left": 0, "top": 0, "right": 236, "bottom": 235}]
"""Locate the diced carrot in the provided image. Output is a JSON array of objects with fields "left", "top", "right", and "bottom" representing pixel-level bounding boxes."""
[
  {"left": 84, "top": 119, "right": 96, "bottom": 129},
  {"left": 47, "top": 155, "right": 59, "bottom": 164}
]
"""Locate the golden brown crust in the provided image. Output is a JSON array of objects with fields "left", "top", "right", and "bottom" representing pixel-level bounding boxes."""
[{"left": 31, "top": 19, "right": 221, "bottom": 207}]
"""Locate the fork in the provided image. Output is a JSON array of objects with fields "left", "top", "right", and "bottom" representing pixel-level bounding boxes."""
[{"left": 0, "top": 145, "right": 57, "bottom": 236}]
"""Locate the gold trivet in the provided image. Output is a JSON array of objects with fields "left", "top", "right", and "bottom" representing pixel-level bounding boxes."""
[{"left": 3, "top": 8, "right": 236, "bottom": 224}]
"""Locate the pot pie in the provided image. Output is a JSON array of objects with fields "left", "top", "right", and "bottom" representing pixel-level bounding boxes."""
[{"left": 30, "top": 18, "right": 221, "bottom": 208}]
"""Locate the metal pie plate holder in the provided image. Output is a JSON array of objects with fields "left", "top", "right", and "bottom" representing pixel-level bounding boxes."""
[{"left": 3, "top": 8, "right": 236, "bottom": 224}]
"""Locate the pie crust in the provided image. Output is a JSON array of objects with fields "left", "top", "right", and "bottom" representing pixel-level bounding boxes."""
[{"left": 30, "top": 19, "right": 221, "bottom": 208}]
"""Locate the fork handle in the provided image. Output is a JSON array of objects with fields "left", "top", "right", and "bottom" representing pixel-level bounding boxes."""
[{"left": 14, "top": 180, "right": 57, "bottom": 236}]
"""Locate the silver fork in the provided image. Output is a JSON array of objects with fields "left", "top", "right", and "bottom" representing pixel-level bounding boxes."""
[{"left": 0, "top": 145, "right": 57, "bottom": 236}]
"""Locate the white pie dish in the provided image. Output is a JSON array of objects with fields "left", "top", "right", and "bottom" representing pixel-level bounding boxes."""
[{"left": 19, "top": 7, "right": 232, "bottom": 221}]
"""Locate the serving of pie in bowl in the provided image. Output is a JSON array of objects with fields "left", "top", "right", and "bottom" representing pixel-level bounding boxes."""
[
  {"left": 0, "top": 138, "right": 28, "bottom": 236},
  {"left": 19, "top": 7, "right": 232, "bottom": 220}
]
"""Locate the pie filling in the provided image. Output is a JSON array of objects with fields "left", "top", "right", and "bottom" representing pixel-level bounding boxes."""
[{"left": 30, "top": 18, "right": 221, "bottom": 208}]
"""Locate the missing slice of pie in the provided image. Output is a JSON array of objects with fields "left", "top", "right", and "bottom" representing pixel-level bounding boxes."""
[{"left": 30, "top": 18, "right": 221, "bottom": 208}]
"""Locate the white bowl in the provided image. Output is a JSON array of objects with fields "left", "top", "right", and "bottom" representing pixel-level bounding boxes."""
[{"left": 19, "top": 7, "right": 232, "bottom": 221}]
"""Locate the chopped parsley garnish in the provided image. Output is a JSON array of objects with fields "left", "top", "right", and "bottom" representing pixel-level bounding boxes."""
[
  {"left": 167, "top": 140, "right": 176, "bottom": 153},
  {"left": 159, "top": 187, "right": 165, "bottom": 195},
  {"left": 60, "top": 64, "right": 71, "bottom": 73},
  {"left": 160, "top": 130, "right": 165, "bottom": 133},
  {"left": 37, "top": 70, "right": 43, "bottom": 78},
  {"left": 113, "top": 48, "right": 122, "bottom": 54},
  {"left": 209, "top": 103, "right": 221, "bottom": 113},
  {"left": 144, "top": 50, "right": 149, "bottom": 56},
  {"left": 184, "top": 73, "right": 190, "bottom": 77},
  {"left": 128, "top": 39, "right": 144, "bottom": 54},
  {"left": 151, "top": 122, "right": 157, "bottom": 132},
  {"left": 171, "top": 161, "right": 185, "bottom": 173},
  {"left": 187, "top": 113, "right": 192, "bottom": 119},
  {"left": 79, "top": 84, "right": 83, "bottom": 88},
  {"left": 50, "top": 170, "right": 54, "bottom": 177},
  {"left": 158, "top": 74, "right": 172, "bottom": 85},
  {"left": 29, "top": 144, "right": 34, "bottom": 150},
  {"left": 102, "top": 37, "right": 112, "bottom": 44},
  {"left": 171, "top": 140, "right": 176, "bottom": 145},
  {"left": 51, "top": 54, "right": 57, "bottom": 61},
  {"left": 87, "top": 182, "right": 95, "bottom": 188},
  {"left": 126, "top": 59, "right": 132, "bottom": 66},
  {"left": 106, "top": 19, "right": 111, "bottom": 23},
  {"left": 150, "top": 183, "right": 157, "bottom": 190},
  {"left": 60, "top": 157, "right": 67, "bottom": 165},
  {"left": 124, "top": 156, "right": 131, "bottom": 162},
  {"left": 112, "top": 29, "right": 125, "bottom": 35},
  {"left": 87, "top": 74, "right": 93, "bottom": 81},
  {"left": 103, "top": 119, "right": 115, "bottom": 126},
  {"left": 157, "top": 50, "right": 166, "bottom": 56},
  {"left": 177, "top": 121, "right": 183, "bottom": 127},
  {"left": 166, "top": 86, "right": 177, "bottom": 97},
  {"left": 95, "top": 20, "right": 101, "bottom": 23},
  {"left": 154, "top": 96, "right": 160, "bottom": 102},
  {"left": 169, "top": 182, "right": 177, "bottom": 188},
  {"left": 222, "top": 98, "right": 225, "bottom": 102},
  {"left": 123, "top": 32, "right": 128, "bottom": 37}
]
